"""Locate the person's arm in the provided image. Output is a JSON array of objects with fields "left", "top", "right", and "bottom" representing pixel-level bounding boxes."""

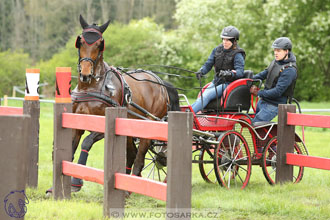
[
  {"left": 253, "top": 69, "right": 268, "bottom": 80},
  {"left": 258, "top": 68, "right": 296, "bottom": 99},
  {"left": 232, "top": 53, "right": 245, "bottom": 79},
  {"left": 199, "top": 48, "right": 216, "bottom": 75}
]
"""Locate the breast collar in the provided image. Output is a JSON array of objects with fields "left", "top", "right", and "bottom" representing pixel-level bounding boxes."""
[{"left": 72, "top": 62, "right": 131, "bottom": 107}]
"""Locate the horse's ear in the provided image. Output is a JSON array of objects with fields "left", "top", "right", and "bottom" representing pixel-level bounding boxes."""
[
  {"left": 75, "top": 36, "right": 81, "bottom": 48},
  {"left": 99, "top": 19, "right": 110, "bottom": 33},
  {"left": 79, "top": 14, "right": 89, "bottom": 29},
  {"left": 99, "top": 38, "right": 105, "bottom": 52}
]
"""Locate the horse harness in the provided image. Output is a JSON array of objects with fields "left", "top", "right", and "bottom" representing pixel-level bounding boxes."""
[
  {"left": 124, "top": 68, "right": 171, "bottom": 112},
  {"left": 72, "top": 63, "right": 165, "bottom": 121}
]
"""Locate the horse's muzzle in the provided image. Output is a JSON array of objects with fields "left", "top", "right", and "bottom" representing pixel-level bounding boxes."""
[{"left": 80, "top": 74, "right": 92, "bottom": 84}]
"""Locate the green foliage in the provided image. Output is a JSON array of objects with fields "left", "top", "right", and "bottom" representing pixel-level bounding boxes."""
[
  {"left": 154, "top": 30, "right": 208, "bottom": 97},
  {"left": 1, "top": 1, "right": 330, "bottom": 101},
  {"left": 0, "top": 0, "right": 176, "bottom": 61},
  {"left": 37, "top": 38, "right": 77, "bottom": 96},
  {"left": 103, "top": 18, "right": 164, "bottom": 67},
  {"left": 0, "top": 50, "right": 32, "bottom": 97},
  {"left": 173, "top": 0, "right": 330, "bottom": 101}
]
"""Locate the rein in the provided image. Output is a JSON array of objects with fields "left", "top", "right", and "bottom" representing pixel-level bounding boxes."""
[{"left": 119, "top": 67, "right": 209, "bottom": 92}]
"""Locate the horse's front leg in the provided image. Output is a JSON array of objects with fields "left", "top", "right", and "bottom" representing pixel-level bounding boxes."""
[
  {"left": 71, "top": 131, "right": 104, "bottom": 192},
  {"left": 132, "top": 138, "right": 151, "bottom": 176},
  {"left": 126, "top": 137, "right": 137, "bottom": 174},
  {"left": 72, "top": 129, "right": 85, "bottom": 161},
  {"left": 46, "top": 129, "right": 85, "bottom": 195}
]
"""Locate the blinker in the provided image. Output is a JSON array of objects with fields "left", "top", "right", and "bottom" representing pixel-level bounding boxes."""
[{"left": 76, "top": 28, "right": 105, "bottom": 51}]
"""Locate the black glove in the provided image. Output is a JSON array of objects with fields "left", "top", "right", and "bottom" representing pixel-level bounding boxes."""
[
  {"left": 219, "top": 70, "right": 233, "bottom": 81},
  {"left": 195, "top": 70, "right": 203, "bottom": 80}
]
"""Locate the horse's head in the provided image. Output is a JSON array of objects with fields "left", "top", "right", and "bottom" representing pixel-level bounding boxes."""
[{"left": 75, "top": 15, "right": 110, "bottom": 83}]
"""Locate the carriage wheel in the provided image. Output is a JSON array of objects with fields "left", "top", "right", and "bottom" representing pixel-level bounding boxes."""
[
  {"left": 214, "top": 130, "right": 252, "bottom": 189},
  {"left": 141, "top": 141, "right": 167, "bottom": 182},
  {"left": 262, "top": 136, "right": 304, "bottom": 185},
  {"left": 199, "top": 145, "right": 217, "bottom": 183}
]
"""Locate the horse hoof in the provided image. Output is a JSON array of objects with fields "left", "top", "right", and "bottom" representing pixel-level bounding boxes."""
[
  {"left": 71, "top": 177, "right": 83, "bottom": 192},
  {"left": 124, "top": 191, "right": 132, "bottom": 198},
  {"left": 45, "top": 187, "right": 53, "bottom": 197},
  {"left": 71, "top": 185, "right": 82, "bottom": 192}
]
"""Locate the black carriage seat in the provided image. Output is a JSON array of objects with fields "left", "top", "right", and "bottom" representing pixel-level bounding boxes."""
[{"left": 203, "top": 70, "right": 254, "bottom": 113}]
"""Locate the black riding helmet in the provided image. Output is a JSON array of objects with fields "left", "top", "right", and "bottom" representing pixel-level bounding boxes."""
[
  {"left": 220, "top": 26, "right": 240, "bottom": 41},
  {"left": 272, "top": 37, "right": 292, "bottom": 51}
]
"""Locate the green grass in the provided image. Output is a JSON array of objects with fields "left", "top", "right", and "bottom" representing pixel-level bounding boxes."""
[{"left": 3, "top": 100, "right": 330, "bottom": 220}]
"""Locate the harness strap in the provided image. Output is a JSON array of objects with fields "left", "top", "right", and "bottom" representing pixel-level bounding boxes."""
[
  {"left": 124, "top": 68, "right": 170, "bottom": 112},
  {"left": 82, "top": 91, "right": 151, "bottom": 120},
  {"left": 87, "top": 92, "right": 121, "bottom": 107},
  {"left": 109, "top": 65, "right": 126, "bottom": 106},
  {"left": 129, "top": 101, "right": 161, "bottom": 121},
  {"left": 71, "top": 91, "right": 115, "bottom": 107}
]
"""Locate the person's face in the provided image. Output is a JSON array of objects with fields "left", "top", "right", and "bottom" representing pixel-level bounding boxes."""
[
  {"left": 274, "top": 48, "right": 288, "bottom": 61},
  {"left": 222, "top": 38, "right": 233, "bottom": 49}
]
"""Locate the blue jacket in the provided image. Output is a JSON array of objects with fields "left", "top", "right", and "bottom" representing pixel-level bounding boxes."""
[
  {"left": 253, "top": 53, "right": 297, "bottom": 105},
  {"left": 200, "top": 46, "right": 245, "bottom": 82}
]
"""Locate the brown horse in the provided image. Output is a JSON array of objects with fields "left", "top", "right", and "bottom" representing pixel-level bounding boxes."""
[{"left": 70, "top": 15, "right": 180, "bottom": 190}]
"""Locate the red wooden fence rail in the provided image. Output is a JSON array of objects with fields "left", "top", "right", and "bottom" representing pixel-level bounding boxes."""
[
  {"left": 0, "top": 106, "right": 23, "bottom": 115},
  {"left": 276, "top": 104, "right": 330, "bottom": 183},
  {"left": 287, "top": 112, "right": 330, "bottom": 128}
]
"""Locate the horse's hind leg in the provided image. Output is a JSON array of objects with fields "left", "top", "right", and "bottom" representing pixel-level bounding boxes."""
[
  {"left": 132, "top": 138, "right": 151, "bottom": 176},
  {"left": 72, "top": 131, "right": 104, "bottom": 192}
]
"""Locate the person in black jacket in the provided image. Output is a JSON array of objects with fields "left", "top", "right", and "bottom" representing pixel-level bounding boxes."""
[
  {"left": 192, "top": 26, "right": 246, "bottom": 113},
  {"left": 250, "top": 37, "right": 297, "bottom": 123}
]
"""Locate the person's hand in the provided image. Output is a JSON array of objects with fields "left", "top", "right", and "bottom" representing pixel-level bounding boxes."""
[
  {"left": 219, "top": 70, "right": 233, "bottom": 80},
  {"left": 195, "top": 70, "right": 203, "bottom": 80},
  {"left": 250, "top": 85, "right": 259, "bottom": 96}
]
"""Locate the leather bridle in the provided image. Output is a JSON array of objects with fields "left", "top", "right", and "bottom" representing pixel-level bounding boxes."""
[{"left": 77, "top": 48, "right": 103, "bottom": 83}]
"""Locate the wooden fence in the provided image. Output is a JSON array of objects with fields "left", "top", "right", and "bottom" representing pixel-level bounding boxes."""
[
  {"left": 0, "top": 68, "right": 40, "bottom": 188},
  {"left": 276, "top": 104, "right": 330, "bottom": 183},
  {"left": 0, "top": 114, "right": 31, "bottom": 220},
  {"left": 0, "top": 100, "right": 40, "bottom": 188},
  {"left": 53, "top": 104, "right": 193, "bottom": 219}
]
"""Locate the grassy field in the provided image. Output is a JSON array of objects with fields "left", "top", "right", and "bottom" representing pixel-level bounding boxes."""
[{"left": 3, "top": 99, "right": 330, "bottom": 220}]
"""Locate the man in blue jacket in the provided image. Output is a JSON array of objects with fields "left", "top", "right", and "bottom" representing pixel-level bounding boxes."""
[{"left": 250, "top": 37, "right": 297, "bottom": 123}]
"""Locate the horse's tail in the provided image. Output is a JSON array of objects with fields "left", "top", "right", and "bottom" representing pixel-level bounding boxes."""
[{"left": 163, "top": 81, "right": 181, "bottom": 111}]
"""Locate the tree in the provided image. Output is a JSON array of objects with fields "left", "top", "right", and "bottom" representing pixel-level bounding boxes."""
[
  {"left": 0, "top": 50, "right": 32, "bottom": 97},
  {"left": 172, "top": 0, "right": 330, "bottom": 101}
]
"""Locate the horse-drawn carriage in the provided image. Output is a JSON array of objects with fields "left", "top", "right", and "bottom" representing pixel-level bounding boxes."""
[
  {"left": 69, "top": 15, "right": 308, "bottom": 192},
  {"left": 142, "top": 71, "right": 308, "bottom": 189}
]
